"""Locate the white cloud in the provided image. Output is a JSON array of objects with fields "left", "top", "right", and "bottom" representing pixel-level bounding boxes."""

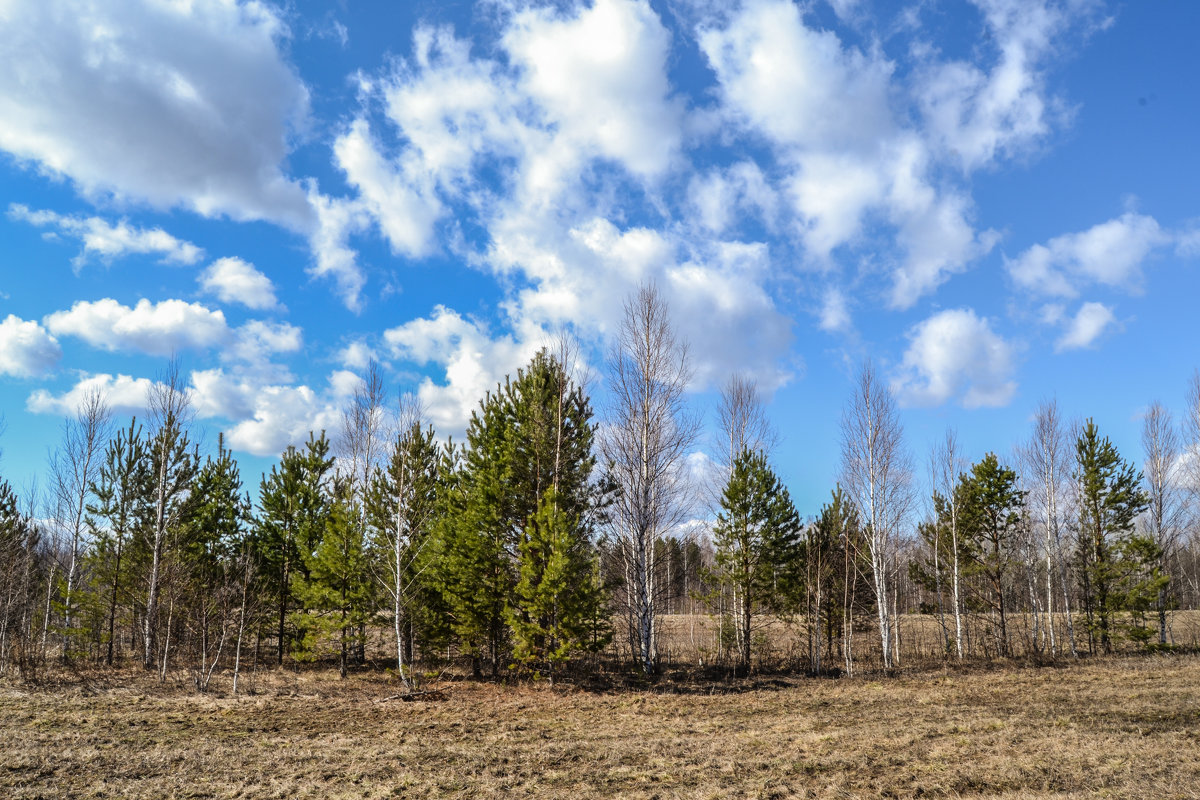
[
  {"left": 8, "top": 204, "right": 204, "bottom": 266},
  {"left": 893, "top": 308, "right": 1017, "bottom": 408},
  {"left": 503, "top": 0, "right": 682, "bottom": 177},
  {"left": 338, "top": 340, "right": 377, "bottom": 371},
  {"left": 0, "top": 315, "right": 62, "bottom": 377},
  {"left": 384, "top": 305, "right": 538, "bottom": 436},
  {"left": 1055, "top": 301, "right": 1115, "bottom": 352},
  {"left": 0, "top": 0, "right": 313, "bottom": 228},
  {"left": 26, "top": 372, "right": 156, "bottom": 416},
  {"left": 225, "top": 320, "right": 302, "bottom": 377},
  {"left": 44, "top": 298, "right": 228, "bottom": 356},
  {"left": 698, "top": 0, "right": 994, "bottom": 307},
  {"left": 818, "top": 287, "right": 851, "bottom": 333},
  {"left": 199, "top": 257, "right": 279, "bottom": 310},
  {"left": 916, "top": 0, "right": 1079, "bottom": 171},
  {"left": 333, "top": 118, "right": 441, "bottom": 260},
  {"left": 1007, "top": 212, "right": 1169, "bottom": 297}
]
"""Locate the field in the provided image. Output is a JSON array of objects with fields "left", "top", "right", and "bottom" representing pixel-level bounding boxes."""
[{"left": 4, "top": 654, "right": 1200, "bottom": 799}]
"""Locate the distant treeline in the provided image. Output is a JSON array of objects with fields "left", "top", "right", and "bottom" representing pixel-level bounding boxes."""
[{"left": 2, "top": 284, "right": 1198, "bottom": 688}]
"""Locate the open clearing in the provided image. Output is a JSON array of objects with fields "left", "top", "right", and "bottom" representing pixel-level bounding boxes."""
[{"left": 3, "top": 656, "right": 1200, "bottom": 799}]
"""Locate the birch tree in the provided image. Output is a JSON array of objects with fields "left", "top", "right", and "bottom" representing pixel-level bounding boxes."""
[
  {"left": 1141, "top": 401, "right": 1184, "bottom": 644},
  {"left": 602, "top": 284, "right": 698, "bottom": 674},
  {"left": 1022, "top": 399, "right": 1076, "bottom": 657},
  {"left": 48, "top": 388, "right": 110, "bottom": 660},
  {"left": 839, "top": 362, "right": 912, "bottom": 670},
  {"left": 143, "top": 362, "right": 197, "bottom": 671},
  {"left": 366, "top": 398, "right": 439, "bottom": 687},
  {"left": 930, "top": 428, "right": 966, "bottom": 659}
]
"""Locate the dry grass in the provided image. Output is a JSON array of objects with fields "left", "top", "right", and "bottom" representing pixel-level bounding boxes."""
[{"left": 3, "top": 654, "right": 1200, "bottom": 799}]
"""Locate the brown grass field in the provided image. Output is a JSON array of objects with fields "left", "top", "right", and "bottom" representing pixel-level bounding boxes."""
[{"left": 3, "top": 651, "right": 1200, "bottom": 799}]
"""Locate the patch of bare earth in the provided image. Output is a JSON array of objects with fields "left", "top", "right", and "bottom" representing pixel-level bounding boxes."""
[{"left": 2, "top": 656, "right": 1199, "bottom": 799}]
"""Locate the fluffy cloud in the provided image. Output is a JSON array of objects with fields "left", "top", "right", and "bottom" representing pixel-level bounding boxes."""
[
  {"left": 189, "top": 368, "right": 345, "bottom": 457},
  {"left": 698, "top": 0, "right": 995, "bottom": 307},
  {"left": 1055, "top": 301, "right": 1115, "bottom": 351},
  {"left": 44, "top": 298, "right": 228, "bottom": 356},
  {"left": 384, "top": 306, "right": 539, "bottom": 436},
  {"left": 917, "top": 0, "right": 1082, "bottom": 171},
  {"left": 1007, "top": 212, "right": 1169, "bottom": 297},
  {"left": 0, "top": 315, "right": 62, "bottom": 377},
  {"left": 503, "top": 0, "right": 682, "bottom": 177},
  {"left": 893, "top": 308, "right": 1017, "bottom": 408},
  {"left": 199, "top": 257, "right": 279, "bottom": 310},
  {"left": 8, "top": 204, "right": 204, "bottom": 266},
  {"left": 26, "top": 372, "right": 157, "bottom": 416},
  {"left": 0, "top": 0, "right": 312, "bottom": 228}
]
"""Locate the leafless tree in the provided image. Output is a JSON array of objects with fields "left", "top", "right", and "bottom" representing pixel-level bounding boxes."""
[
  {"left": 1182, "top": 371, "right": 1200, "bottom": 608},
  {"left": 929, "top": 428, "right": 966, "bottom": 660},
  {"left": 601, "top": 284, "right": 698, "bottom": 674},
  {"left": 340, "top": 360, "right": 388, "bottom": 501},
  {"left": 1142, "top": 401, "right": 1184, "bottom": 644},
  {"left": 144, "top": 361, "right": 196, "bottom": 671},
  {"left": 1021, "top": 399, "right": 1077, "bottom": 657},
  {"left": 48, "top": 388, "right": 111, "bottom": 660},
  {"left": 839, "top": 361, "right": 912, "bottom": 670},
  {"left": 715, "top": 374, "right": 777, "bottom": 473}
]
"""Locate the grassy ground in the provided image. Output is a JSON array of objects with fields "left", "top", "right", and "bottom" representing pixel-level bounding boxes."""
[{"left": 3, "top": 655, "right": 1200, "bottom": 799}]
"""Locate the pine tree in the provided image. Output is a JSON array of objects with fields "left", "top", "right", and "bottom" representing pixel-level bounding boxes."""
[
  {"left": 508, "top": 487, "right": 609, "bottom": 679},
  {"left": 255, "top": 432, "right": 334, "bottom": 664},
  {"left": 183, "top": 434, "right": 251, "bottom": 689},
  {"left": 294, "top": 477, "right": 373, "bottom": 678},
  {"left": 1073, "top": 420, "right": 1153, "bottom": 653},
  {"left": 711, "top": 449, "right": 801, "bottom": 670},
  {"left": 958, "top": 453, "right": 1025, "bottom": 657},
  {"left": 809, "top": 486, "right": 865, "bottom": 674},
  {"left": 434, "top": 349, "right": 603, "bottom": 678},
  {"left": 87, "top": 417, "right": 152, "bottom": 666}
]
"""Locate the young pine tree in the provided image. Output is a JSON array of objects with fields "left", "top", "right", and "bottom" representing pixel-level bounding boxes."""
[
  {"left": 255, "top": 432, "right": 334, "bottom": 664},
  {"left": 711, "top": 449, "right": 802, "bottom": 671},
  {"left": 1073, "top": 420, "right": 1155, "bottom": 653}
]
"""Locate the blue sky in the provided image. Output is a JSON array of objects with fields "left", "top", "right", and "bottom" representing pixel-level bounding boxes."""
[{"left": 1, "top": 0, "right": 1197, "bottom": 514}]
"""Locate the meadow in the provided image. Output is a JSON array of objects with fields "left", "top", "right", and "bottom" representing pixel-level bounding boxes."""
[{"left": 3, "top": 651, "right": 1199, "bottom": 799}]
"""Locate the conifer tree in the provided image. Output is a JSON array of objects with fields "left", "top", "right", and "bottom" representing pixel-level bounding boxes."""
[
  {"left": 1073, "top": 420, "right": 1155, "bottom": 652},
  {"left": 184, "top": 434, "right": 251, "bottom": 688},
  {"left": 958, "top": 453, "right": 1025, "bottom": 657},
  {"left": 256, "top": 432, "right": 333, "bottom": 664},
  {"left": 508, "top": 487, "right": 609, "bottom": 678},
  {"left": 711, "top": 449, "right": 801, "bottom": 670},
  {"left": 87, "top": 417, "right": 152, "bottom": 666},
  {"left": 294, "top": 477, "right": 373, "bottom": 678}
]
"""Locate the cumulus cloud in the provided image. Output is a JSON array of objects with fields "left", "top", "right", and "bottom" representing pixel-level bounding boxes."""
[
  {"left": 0, "top": 315, "right": 62, "bottom": 377},
  {"left": 893, "top": 308, "right": 1017, "bottom": 408},
  {"left": 44, "top": 298, "right": 228, "bottom": 356},
  {"left": 8, "top": 204, "right": 204, "bottom": 266},
  {"left": 916, "top": 0, "right": 1085, "bottom": 171},
  {"left": 0, "top": 0, "right": 313, "bottom": 228},
  {"left": 698, "top": 0, "right": 995, "bottom": 307},
  {"left": 26, "top": 372, "right": 157, "bottom": 416},
  {"left": 1007, "top": 212, "right": 1169, "bottom": 297},
  {"left": 1055, "top": 301, "right": 1115, "bottom": 351},
  {"left": 199, "top": 257, "right": 280, "bottom": 310},
  {"left": 384, "top": 306, "right": 538, "bottom": 436}
]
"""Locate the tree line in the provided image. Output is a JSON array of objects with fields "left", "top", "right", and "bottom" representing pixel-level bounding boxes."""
[{"left": 2, "top": 284, "right": 1200, "bottom": 687}]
